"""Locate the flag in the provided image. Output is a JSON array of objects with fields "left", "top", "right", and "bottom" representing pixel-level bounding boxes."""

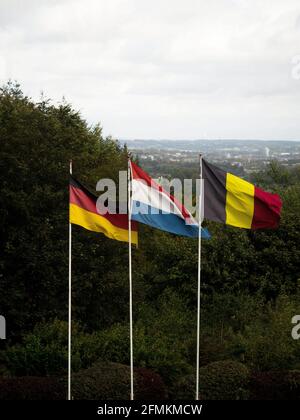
[
  {"left": 130, "top": 161, "right": 210, "bottom": 239},
  {"left": 70, "top": 175, "right": 138, "bottom": 244},
  {"left": 202, "top": 159, "right": 282, "bottom": 229}
]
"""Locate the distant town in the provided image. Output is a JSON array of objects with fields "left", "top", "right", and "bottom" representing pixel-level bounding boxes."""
[{"left": 121, "top": 139, "right": 300, "bottom": 179}]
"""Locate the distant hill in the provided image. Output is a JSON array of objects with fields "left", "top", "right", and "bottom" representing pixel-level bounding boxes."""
[{"left": 120, "top": 139, "right": 300, "bottom": 152}]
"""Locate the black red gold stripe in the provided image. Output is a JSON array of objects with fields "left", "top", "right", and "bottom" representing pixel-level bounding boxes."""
[{"left": 69, "top": 176, "right": 138, "bottom": 244}]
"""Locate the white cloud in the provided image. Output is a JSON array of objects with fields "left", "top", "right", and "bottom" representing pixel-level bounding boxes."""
[{"left": 0, "top": 0, "right": 300, "bottom": 139}]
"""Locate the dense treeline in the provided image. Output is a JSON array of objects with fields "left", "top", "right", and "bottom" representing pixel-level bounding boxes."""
[{"left": 0, "top": 82, "right": 300, "bottom": 398}]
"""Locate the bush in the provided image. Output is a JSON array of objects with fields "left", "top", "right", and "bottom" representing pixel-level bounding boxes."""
[
  {"left": 71, "top": 362, "right": 131, "bottom": 399},
  {"left": 72, "top": 362, "right": 167, "bottom": 400},
  {"left": 249, "top": 370, "right": 300, "bottom": 400},
  {"left": 198, "top": 360, "right": 250, "bottom": 400},
  {"left": 5, "top": 320, "right": 85, "bottom": 375},
  {"left": 170, "top": 360, "right": 250, "bottom": 400},
  {"left": 135, "top": 367, "right": 167, "bottom": 399},
  {"left": 4, "top": 291, "right": 194, "bottom": 383},
  {"left": 0, "top": 377, "right": 65, "bottom": 400},
  {"left": 4, "top": 320, "right": 124, "bottom": 376},
  {"left": 169, "top": 374, "right": 195, "bottom": 399},
  {"left": 88, "top": 290, "right": 195, "bottom": 386},
  {"left": 234, "top": 295, "right": 300, "bottom": 371},
  {"left": 0, "top": 362, "right": 167, "bottom": 400}
]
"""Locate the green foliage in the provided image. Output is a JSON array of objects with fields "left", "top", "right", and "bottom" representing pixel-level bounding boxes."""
[
  {"left": 170, "top": 360, "right": 251, "bottom": 400},
  {"left": 72, "top": 361, "right": 167, "bottom": 400},
  {"left": 0, "top": 363, "right": 167, "bottom": 400},
  {"left": 0, "top": 82, "right": 129, "bottom": 338},
  {"left": 76, "top": 289, "right": 195, "bottom": 385},
  {"left": 231, "top": 294, "right": 300, "bottom": 371},
  {"left": 198, "top": 360, "right": 250, "bottom": 400},
  {"left": 4, "top": 320, "right": 83, "bottom": 375},
  {"left": 3, "top": 291, "right": 194, "bottom": 384}
]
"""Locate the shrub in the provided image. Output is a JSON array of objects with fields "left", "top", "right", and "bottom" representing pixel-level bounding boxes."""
[
  {"left": 235, "top": 295, "right": 300, "bottom": 371},
  {"left": 89, "top": 290, "right": 195, "bottom": 386},
  {"left": 198, "top": 360, "right": 250, "bottom": 400},
  {"left": 170, "top": 360, "right": 250, "bottom": 400},
  {"left": 0, "top": 362, "right": 167, "bottom": 400},
  {"left": 5, "top": 320, "right": 84, "bottom": 375},
  {"left": 0, "top": 377, "right": 65, "bottom": 400},
  {"left": 249, "top": 370, "right": 300, "bottom": 400},
  {"left": 71, "top": 361, "right": 167, "bottom": 400},
  {"left": 71, "top": 362, "right": 131, "bottom": 399},
  {"left": 4, "top": 320, "right": 118, "bottom": 376},
  {"left": 135, "top": 367, "right": 167, "bottom": 400},
  {"left": 169, "top": 374, "right": 195, "bottom": 399},
  {"left": 4, "top": 291, "right": 194, "bottom": 383}
]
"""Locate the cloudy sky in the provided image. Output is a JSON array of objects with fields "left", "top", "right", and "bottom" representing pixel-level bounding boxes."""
[{"left": 1, "top": 0, "right": 300, "bottom": 140}]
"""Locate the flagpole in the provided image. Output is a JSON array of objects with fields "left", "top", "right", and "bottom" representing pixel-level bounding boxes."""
[
  {"left": 128, "top": 158, "right": 134, "bottom": 400},
  {"left": 68, "top": 159, "right": 72, "bottom": 401},
  {"left": 196, "top": 153, "right": 203, "bottom": 400}
]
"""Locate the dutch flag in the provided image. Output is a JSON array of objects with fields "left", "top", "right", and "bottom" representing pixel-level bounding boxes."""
[{"left": 129, "top": 161, "right": 210, "bottom": 239}]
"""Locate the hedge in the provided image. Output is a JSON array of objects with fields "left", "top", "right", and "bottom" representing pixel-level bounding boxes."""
[
  {"left": 198, "top": 360, "right": 250, "bottom": 400},
  {"left": 168, "top": 360, "right": 250, "bottom": 400},
  {"left": 0, "top": 376, "right": 65, "bottom": 400},
  {"left": 0, "top": 361, "right": 167, "bottom": 400},
  {"left": 249, "top": 370, "right": 300, "bottom": 400}
]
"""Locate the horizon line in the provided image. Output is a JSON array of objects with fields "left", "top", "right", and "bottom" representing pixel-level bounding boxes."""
[{"left": 118, "top": 138, "right": 300, "bottom": 142}]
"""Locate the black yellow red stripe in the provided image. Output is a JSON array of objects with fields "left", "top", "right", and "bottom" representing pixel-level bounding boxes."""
[
  {"left": 202, "top": 159, "right": 282, "bottom": 229},
  {"left": 69, "top": 176, "right": 138, "bottom": 244}
]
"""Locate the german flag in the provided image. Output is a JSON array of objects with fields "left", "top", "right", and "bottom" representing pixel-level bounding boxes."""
[
  {"left": 202, "top": 159, "right": 282, "bottom": 229},
  {"left": 70, "top": 176, "right": 138, "bottom": 244}
]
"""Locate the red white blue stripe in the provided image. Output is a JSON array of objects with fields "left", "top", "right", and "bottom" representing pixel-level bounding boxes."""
[{"left": 130, "top": 161, "right": 210, "bottom": 239}]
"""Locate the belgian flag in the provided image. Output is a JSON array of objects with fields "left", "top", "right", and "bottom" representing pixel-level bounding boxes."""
[
  {"left": 202, "top": 159, "right": 282, "bottom": 229},
  {"left": 69, "top": 176, "right": 138, "bottom": 244}
]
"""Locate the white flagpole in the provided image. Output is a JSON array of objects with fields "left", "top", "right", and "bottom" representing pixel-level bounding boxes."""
[
  {"left": 68, "top": 160, "right": 72, "bottom": 401},
  {"left": 196, "top": 153, "right": 203, "bottom": 401},
  {"left": 128, "top": 158, "right": 134, "bottom": 400}
]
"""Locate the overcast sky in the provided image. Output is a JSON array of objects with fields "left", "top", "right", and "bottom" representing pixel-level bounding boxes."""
[{"left": 0, "top": 0, "right": 300, "bottom": 140}]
